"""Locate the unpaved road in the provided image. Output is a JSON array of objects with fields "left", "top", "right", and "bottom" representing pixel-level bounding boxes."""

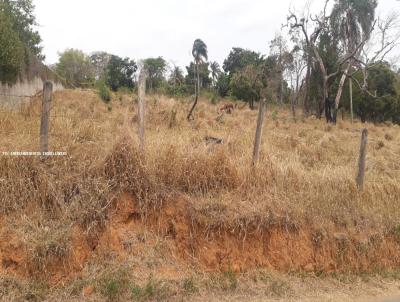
[{"left": 190, "top": 279, "right": 400, "bottom": 302}]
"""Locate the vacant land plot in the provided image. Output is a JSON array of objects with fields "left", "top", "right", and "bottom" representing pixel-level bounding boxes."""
[{"left": 0, "top": 90, "right": 399, "bottom": 301}]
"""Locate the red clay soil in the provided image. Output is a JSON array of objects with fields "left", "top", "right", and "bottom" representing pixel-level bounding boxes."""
[{"left": 1, "top": 193, "right": 400, "bottom": 284}]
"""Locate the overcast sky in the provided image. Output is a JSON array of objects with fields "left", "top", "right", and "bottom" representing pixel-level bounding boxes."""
[{"left": 35, "top": 0, "right": 399, "bottom": 69}]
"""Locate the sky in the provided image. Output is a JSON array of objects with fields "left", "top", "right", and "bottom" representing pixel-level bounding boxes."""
[{"left": 35, "top": 0, "right": 400, "bottom": 70}]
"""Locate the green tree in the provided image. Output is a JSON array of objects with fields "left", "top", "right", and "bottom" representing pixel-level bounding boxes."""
[
  {"left": 0, "top": 6, "right": 24, "bottom": 83},
  {"left": 210, "top": 61, "right": 221, "bottom": 87},
  {"left": 331, "top": 0, "right": 377, "bottom": 118},
  {"left": 185, "top": 62, "right": 211, "bottom": 90},
  {"left": 270, "top": 34, "right": 289, "bottom": 104},
  {"left": 2, "top": 0, "right": 43, "bottom": 59},
  {"left": 143, "top": 57, "right": 167, "bottom": 91},
  {"left": 230, "top": 64, "right": 263, "bottom": 109},
  {"left": 216, "top": 73, "right": 230, "bottom": 98},
  {"left": 349, "top": 63, "right": 399, "bottom": 123},
  {"left": 169, "top": 65, "right": 184, "bottom": 86},
  {"left": 105, "top": 55, "right": 137, "bottom": 91},
  {"left": 223, "top": 48, "right": 263, "bottom": 76},
  {"left": 56, "top": 49, "right": 94, "bottom": 87},
  {"left": 230, "top": 55, "right": 279, "bottom": 109},
  {"left": 90, "top": 51, "right": 111, "bottom": 80},
  {"left": 165, "top": 65, "right": 189, "bottom": 97},
  {"left": 309, "top": 31, "right": 340, "bottom": 118},
  {"left": 187, "top": 38, "right": 208, "bottom": 120}
]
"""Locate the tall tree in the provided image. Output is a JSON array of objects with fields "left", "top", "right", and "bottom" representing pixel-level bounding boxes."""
[
  {"left": 90, "top": 51, "right": 111, "bottom": 80},
  {"left": 288, "top": 0, "right": 373, "bottom": 123},
  {"left": 0, "top": 5, "right": 24, "bottom": 83},
  {"left": 230, "top": 64, "right": 263, "bottom": 110},
  {"left": 185, "top": 62, "right": 211, "bottom": 89},
  {"left": 223, "top": 48, "right": 263, "bottom": 76},
  {"left": 2, "top": 0, "right": 43, "bottom": 59},
  {"left": 287, "top": 45, "right": 307, "bottom": 120},
  {"left": 105, "top": 55, "right": 137, "bottom": 91},
  {"left": 331, "top": 0, "right": 377, "bottom": 119},
  {"left": 351, "top": 62, "right": 399, "bottom": 123},
  {"left": 230, "top": 55, "right": 279, "bottom": 109},
  {"left": 270, "top": 34, "right": 288, "bottom": 104},
  {"left": 187, "top": 39, "right": 208, "bottom": 120},
  {"left": 56, "top": 49, "right": 94, "bottom": 87},
  {"left": 210, "top": 61, "right": 221, "bottom": 87},
  {"left": 169, "top": 65, "right": 184, "bottom": 87},
  {"left": 143, "top": 57, "right": 167, "bottom": 91}
]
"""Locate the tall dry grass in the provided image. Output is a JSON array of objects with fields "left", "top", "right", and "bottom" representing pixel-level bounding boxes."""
[{"left": 0, "top": 89, "right": 400, "bottom": 267}]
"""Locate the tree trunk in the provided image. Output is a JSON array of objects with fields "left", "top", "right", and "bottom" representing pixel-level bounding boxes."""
[
  {"left": 349, "top": 77, "right": 354, "bottom": 123},
  {"left": 322, "top": 76, "right": 330, "bottom": 123},
  {"left": 279, "top": 45, "right": 284, "bottom": 105},
  {"left": 197, "top": 64, "right": 201, "bottom": 96},
  {"left": 187, "top": 63, "right": 199, "bottom": 120},
  {"left": 333, "top": 63, "right": 352, "bottom": 123},
  {"left": 303, "top": 53, "right": 312, "bottom": 116},
  {"left": 249, "top": 98, "right": 255, "bottom": 110},
  {"left": 252, "top": 99, "right": 267, "bottom": 166},
  {"left": 292, "top": 77, "right": 298, "bottom": 122}
]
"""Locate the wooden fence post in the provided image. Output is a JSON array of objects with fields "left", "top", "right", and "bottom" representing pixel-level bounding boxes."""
[
  {"left": 138, "top": 69, "right": 147, "bottom": 152},
  {"left": 356, "top": 129, "right": 368, "bottom": 190},
  {"left": 252, "top": 99, "right": 267, "bottom": 166},
  {"left": 40, "top": 81, "right": 53, "bottom": 154}
]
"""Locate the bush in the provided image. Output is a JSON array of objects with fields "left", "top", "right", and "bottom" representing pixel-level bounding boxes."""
[
  {"left": 96, "top": 81, "right": 112, "bottom": 102},
  {"left": 163, "top": 83, "right": 191, "bottom": 97},
  {"left": 216, "top": 73, "right": 231, "bottom": 97}
]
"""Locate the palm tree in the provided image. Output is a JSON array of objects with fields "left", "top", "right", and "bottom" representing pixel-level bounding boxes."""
[
  {"left": 169, "top": 65, "right": 184, "bottom": 87},
  {"left": 210, "top": 61, "right": 221, "bottom": 87},
  {"left": 331, "top": 0, "right": 377, "bottom": 122},
  {"left": 187, "top": 39, "right": 208, "bottom": 120}
]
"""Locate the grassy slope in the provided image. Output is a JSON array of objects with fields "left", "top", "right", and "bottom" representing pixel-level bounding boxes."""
[{"left": 0, "top": 89, "right": 400, "bottom": 301}]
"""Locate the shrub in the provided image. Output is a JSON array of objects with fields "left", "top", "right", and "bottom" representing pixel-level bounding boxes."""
[
  {"left": 96, "top": 81, "right": 112, "bottom": 102},
  {"left": 98, "top": 268, "right": 130, "bottom": 301},
  {"left": 182, "top": 277, "right": 198, "bottom": 294},
  {"left": 131, "top": 278, "right": 170, "bottom": 301}
]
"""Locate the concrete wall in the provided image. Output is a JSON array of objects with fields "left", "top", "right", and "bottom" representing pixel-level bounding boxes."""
[{"left": 0, "top": 77, "right": 63, "bottom": 108}]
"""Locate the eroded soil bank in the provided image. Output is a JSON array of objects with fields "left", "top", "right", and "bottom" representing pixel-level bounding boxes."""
[{"left": 1, "top": 193, "right": 399, "bottom": 285}]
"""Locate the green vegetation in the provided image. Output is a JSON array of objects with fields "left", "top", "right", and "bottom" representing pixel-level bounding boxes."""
[
  {"left": 0, "top": 7, "right": 24, "bottom": 83},
  {"left": 56, "top": 49, "right": 94, "bottom": 87},
  {"left": 96, "top": 80, "right": 112, "bottom": 102},
  {"left": 131, "top": 278, "right": 170, "bottom": 301},
  {"left": 187, "top": 38, "right": 209, "bottom": 120},
  {"left": 105, "top": 55, "right": 137, "bottom": 91},
  {"left": 98, "top": 269, "right": 130, "bottom": 301},
  {"left": 1, "top": 0, "right": 399, "bottom": 124},
  {"left": 0, "top": 0, "right": 43, "bottom": 83},
  {"left": 143, "top": 57, "right": 168, "bottom": 91},
  {"left": 182, "top": 277, "right": 198, "bottom": 294}
]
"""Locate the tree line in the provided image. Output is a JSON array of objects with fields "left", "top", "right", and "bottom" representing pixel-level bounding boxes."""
[{"left": 1, "top": 0, "right": 399, "bottom": 124}]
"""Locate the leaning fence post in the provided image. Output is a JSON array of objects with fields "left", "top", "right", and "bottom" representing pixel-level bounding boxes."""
[
  {"left": 138, "top": 68, "right": 147, "bottom": 152},
  {"left": 252, "top": 99, "right": 267, "bottom": 166},
  {"left": 40, "top": 81, "right": 53, "bottom": 154},
  {"left": 356, "top": 129, "right": 368, "bottom": 190}
]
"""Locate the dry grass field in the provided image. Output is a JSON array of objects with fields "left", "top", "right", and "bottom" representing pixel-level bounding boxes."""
[{"left": 0, "top": 89, "right": 400, "bottom": 301}]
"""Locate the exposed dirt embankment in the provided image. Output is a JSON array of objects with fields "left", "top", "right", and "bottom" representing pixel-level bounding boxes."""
[
  {"left": 104, "top": 194, "right": 400, "bottom": 273},
  {"left": 1, "top": 193, "right": 399, "bottom": 284}
]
